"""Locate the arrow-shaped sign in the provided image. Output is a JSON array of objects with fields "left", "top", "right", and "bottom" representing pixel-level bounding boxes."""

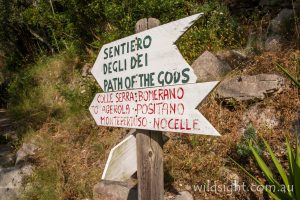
[
  {"left": 90, "top": 13, "right": 220, "bottom": 136},
  {"left": 91, "top": 13, "right": 203, "bottom": 92},
  {"left": 89, "top": 82, "right": 220, "bottom": 135},
  {"left": 102, "top": 134, "right": 137, "bottom": 181},
  {"left": 102, "top": 132, "right": 169, "bottom": 182}
]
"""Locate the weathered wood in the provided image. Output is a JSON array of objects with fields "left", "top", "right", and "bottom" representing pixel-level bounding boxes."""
[
  {"left": 93, "top": 180, "right": 137, "bottom": 200},
  {"left": 135, "top": 18, "right": 148, "bottom": 33},
  {"left": 89, "top": 13, "right": 220, "bottom": 199},
  {"left": 102, "top": 131, "right": 170, "bottom": 182},
  {"left": 135, "top": 18, "right": 164, "bottom": 200},
  {"left": 135, "top": 18, "right": 160, "bottom": 33},
  {"left": 90, "top": 83, "right": 220, "bottom": 135},
  {"left": 102, "top": 134, "right": 137, "bottom": 181},
  {"left": 136, "top": 129, "right": 163, "bottom": 200}
]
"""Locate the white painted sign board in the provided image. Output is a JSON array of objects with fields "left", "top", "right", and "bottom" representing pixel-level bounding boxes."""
[
  {"left": 90, "top": 14, "right": 222, "bottom": 182},
  {"left": 91, "top": 13, "right": 203, "bottom": 92},
  {"left": 90, "top": 13, "right": 220, "bottom": 136},
  {"left": 90, "top": 82, "right": 220, "bottom": 135},
  {"left": 102, "top": 134, "right": 137, "bottom": 181}
]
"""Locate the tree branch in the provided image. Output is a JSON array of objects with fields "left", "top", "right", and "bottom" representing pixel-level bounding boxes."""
[{"left": 27, "top": 26, "right": 54, "bottom": 53}]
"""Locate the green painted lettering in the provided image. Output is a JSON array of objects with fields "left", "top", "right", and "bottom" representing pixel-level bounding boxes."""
[
  {"left": 114, "top": 46, "right": 120, "bottom": 57},
  {"left": 109, "top": 47, "right": 113, "bottom": 58},
  {"left": 103, "top": 63, "right": 108, "bottom": 75},
  {"left": 137, "top": 38, "right": 143, "bottom": 50},
  {"left": 143, "top": 35, "right": 152, "bottom": 48},
  {"left": 131, "top": 56, "right": 137, "bottom": 69},
  {"left": 104, "top": 48, "right": 108, "bottom": 59},
  {"left": 137, "top": 54, "right": 143, "bottom": 68},
  {"left": 182, "top": 68, "right": 190, "bottom": 84},
  {"left": 131, "top": 40, "right": 135, "bottom": 52}
]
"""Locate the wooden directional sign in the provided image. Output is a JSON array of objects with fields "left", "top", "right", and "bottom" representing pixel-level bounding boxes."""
[
  {"left": 90, "top": 13, "right": 220, "bottom": 136},
  {"left": 90, "top": 15, "right": 222, "bottom": 200},
  {"left": 91, "top": 14, "right": 202, "bottom": 92},
  {"left": 90, "top": 82, "right": 220, "bottom": 135}
]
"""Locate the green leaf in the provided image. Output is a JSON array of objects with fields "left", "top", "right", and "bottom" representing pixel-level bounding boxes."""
[
  {"left": 229, "top": 157, "right": 281, "bottom": 200},
  {"left": 276, "top": 63, "right": 300, "bottom": 88},
  {"left": 286, "top": 138, "right": 295, "bottom": 179},
  {"left": 294, "top": 139, "right": 300, "bottom": 199},
  {"left": 263, "top": 139, "right": 291, "bottom": 195},
  {"left": 249, "top": 143, "right": 276, "bottom": 183},
  {"left": 249, "top": 142, "right": 292, "bottom": 199}
]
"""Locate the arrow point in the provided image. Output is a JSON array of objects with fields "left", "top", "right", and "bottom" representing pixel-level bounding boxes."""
[
  {"left": 161, "top": 13, "right": 204, "bottom": 43},
  {"left": 193, "top": 111, "right": 221, "bottom": 136},
  {"left": 190, "top": 13, "right": 204, "bottom": 22}
]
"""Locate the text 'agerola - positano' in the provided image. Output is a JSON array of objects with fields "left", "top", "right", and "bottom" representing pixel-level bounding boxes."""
[{"left": 90, "top": 86, "right": 201, "bottom": 131}]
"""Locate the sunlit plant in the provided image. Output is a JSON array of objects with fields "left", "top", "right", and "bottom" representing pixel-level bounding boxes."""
[{"left": 231, "top": 138, "right": 300, "bottom": 200}]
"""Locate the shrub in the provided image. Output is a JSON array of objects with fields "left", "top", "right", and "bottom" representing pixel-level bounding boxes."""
[
  {"left": 7, "top": 50, "right": 79, "bottom": 133},
  {"left": 232, "top": 138, "right": 300, "bottom": 200},
  {"left": 236, "top": 125, "right": 263, "bottom": 158},
  {"left": 178, "top": 0, "right": 245, "bottom": 63}
]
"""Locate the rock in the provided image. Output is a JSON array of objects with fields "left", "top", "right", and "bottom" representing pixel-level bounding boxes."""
[
  {"left": 243, "top": 104, "right": 279, "bottom": 128},
  {"left": 216, "top": 49, "right": 249, "bottom": 68},
  {"left": 185, "top": 185, "right": 192, "bottom": 191},
  {"left": 269, "top": 9, "right": 294, "bottom": 35},
  {"left": 230, "top": 50, "right": 249, "bottom": 60},
  {"left": 165, "top": 195, "right": 174, "bottom": 199},
  {"left": 219, "top": 167, "right": 241, "bottom": 183},
  {"left": 0, "top": 164, "right": 33, "bottom": 200},
  {"left": 216, "top": 50, "right": 248, "bottom": 62},
  {"left": 216, "top": 74, "right": 285, "bottom": 101},
  {"left": 15, "top": 143, "right": 38, "bottom": 165},
  {"left": 174, "top": 191, "right": 194, "bottom": 200},
  {"left": 192, "top": 51, "right": 232, "bottom": 82},
  {"left": 218, "top": 167, "right": 242, "bottom": 194},
  {"left": 265, "top": 35, "right": 284, "bottom": 51},
  {"left": 93, "top": 180, "right": 137, "bottom": 200}
]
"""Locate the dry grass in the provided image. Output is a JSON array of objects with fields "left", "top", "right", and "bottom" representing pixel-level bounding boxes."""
[
  {"left": 18, "top": 46, "right": 299, "bottom": 199},
  {"left": 162, "top": 49, "right": 299, "bottom": 199}
]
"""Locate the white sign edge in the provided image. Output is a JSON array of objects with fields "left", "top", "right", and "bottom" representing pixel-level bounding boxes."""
[{"left": 101, "top": 134, "right": 137, "bottom": 181}]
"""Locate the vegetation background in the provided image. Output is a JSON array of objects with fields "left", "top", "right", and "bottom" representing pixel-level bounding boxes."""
[{"left": 0, "top": 0, "right": 299, "bottom": 199}]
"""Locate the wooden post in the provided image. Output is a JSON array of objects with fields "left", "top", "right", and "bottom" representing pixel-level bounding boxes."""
[
  {"left": 136, "top": 129, "right": 163, "bottom": 200},
  {"left": 135, "top": 18, "right": 164, "bottom": 200}
]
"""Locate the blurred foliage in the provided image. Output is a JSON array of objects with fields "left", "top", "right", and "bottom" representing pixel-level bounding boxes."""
[
  {"left": 6, "top": 49, "right": 99, "bottom": 134},
  {"left": 23, "top": 167, "right": 61, "bottom": 200},
  {"left": 233, "top": 138, "right": 300, "bottom": 200},
  {"left": 1, "top": 0, "right": 245, "bottom": 132},
  {"left": 56, "top": 78, "right": 99, "bottom": 114},
  {"left": 276, "top": 63, "right": 300, "bottom": 89},
  {"left": 178, "top": 1, "right": 245, "bottom": 63},
  {"left": 236, "top": 124, "right": 264, "bottom": 158},
  {"left": 0, "top": 1, "right": 298, "bottom": 199},
  {"left": 0, "top": 0, "right": 245, "bottom": 71}
]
